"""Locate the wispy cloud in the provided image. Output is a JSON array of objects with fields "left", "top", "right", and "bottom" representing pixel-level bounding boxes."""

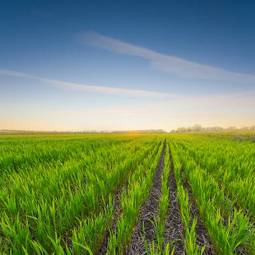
[
  {"left": 1, "top": 68, "right": 255, "bottom": 102},
  {"left": 1, "top": 69, "right": 255, "bottom": 131},
  {"left": 0, "top": 69, "right": 173, "bottom": 98},
  {"left": 82, "top": 32, "right": 255, "bottom": 83}
]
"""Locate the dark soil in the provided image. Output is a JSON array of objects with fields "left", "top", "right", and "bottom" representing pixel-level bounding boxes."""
[
  {"left": 184, "top": 179, "right": 215, "bottom": 255},
  {"left": 184, "top": 181, "right": 248, "bottom": 255},
  {"left": 96, "top": 146, "right": 155, "bottom": 254},
  {"left": 164, "top": 148, "right": 185, "bottom": 255},
  {"left": 179, "top": 146, "right": 249, "bottom": 255},
  {"left": 96, "top": 189, "right": 122, "bottom": 255},
  {"left": 126, "top": 141, "right": 166, "bottom": 255}
]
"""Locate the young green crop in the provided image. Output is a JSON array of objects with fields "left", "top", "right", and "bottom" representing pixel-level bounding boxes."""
[
  {"left": 151, "top": 143, "right": 170, "bottom": 253},
  {"left": 1, "top": 132, "right": 255, "bottom": 254},
  {"left": 70, "top": 140, "right": 158, "bottom": 254},
  {"left": 106, "top": 141, "right": 163, "bottom": 254},
  {"left": 171, "top": 143, "right": 206, "bottom": 255},
  {"left": 0, "top": 134, "right": 158, "bottom": 254},
  {"left": 171, "top": 136, "right": 255, "bottom": 254}
]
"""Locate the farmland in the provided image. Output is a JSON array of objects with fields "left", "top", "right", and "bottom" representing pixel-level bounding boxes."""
[{"left": 0, "top": 132, "right": 255, "bottom": 254}]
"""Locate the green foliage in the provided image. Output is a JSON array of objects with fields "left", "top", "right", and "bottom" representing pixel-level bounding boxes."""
[
  {"left": 1, "top": 132, "right": 255, "bottom": 254},
  {"left": 171, "top": 134, "right": 255, "bottom": 254},
  {"left": 0, "top": 134, "right": 160, "bottom": 254}
]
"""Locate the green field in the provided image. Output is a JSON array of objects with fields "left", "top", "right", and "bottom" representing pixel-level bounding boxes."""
[{"left": 0, "top": 132, "right": 255, "bottom": 254}]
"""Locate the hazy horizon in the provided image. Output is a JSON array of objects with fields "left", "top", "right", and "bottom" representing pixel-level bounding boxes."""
[{"left": 1, "top": 1, "right": 255, "bottom": 131}]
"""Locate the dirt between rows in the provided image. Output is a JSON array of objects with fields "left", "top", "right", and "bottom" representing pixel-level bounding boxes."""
[
  {"left": 98, "top": 142, "right": 218, "bottom": 255},
  {"left": 96, "top": 189, "right": 122, "bottom": 255},
  {"left": 184, "top": 179, "right": 215, "bottom": 255},
  {"left": 164, "top": 148, "right": 185, "bottom": 255},
  {"left": 96, "top": 145, "right": 155, "bottom": 254},
  {"left": 184, "top": 178, "right": 249, "bottom": 255},
  {"left": 126, "top": 141, "right": 166, "bottom": 255},
  {"left": 180, "top": 144, "right": 250, "bottom": 255}
]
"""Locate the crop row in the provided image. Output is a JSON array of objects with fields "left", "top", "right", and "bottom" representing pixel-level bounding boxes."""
[
  {"left": 0, "top": 136, "right": 159, "bottom": 254},
  {"left": 1, "top": 133, "right": 255, "bottom": 254}
]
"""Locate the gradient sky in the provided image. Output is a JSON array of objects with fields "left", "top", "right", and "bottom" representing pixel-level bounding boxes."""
[{"left": 1, "top": 0, "right": 255, "bottom": 131}]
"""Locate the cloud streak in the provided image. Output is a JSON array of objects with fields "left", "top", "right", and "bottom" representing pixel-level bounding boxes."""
[
  {"left": 1, "top": 70, "right": 255, "bottom": 131},
  {"left": 82, "top": 32, "right": 255, "bottom": 83},
  {"left": 1, "top": 69, "right": 255, "bottom": 104},
  {"left": 0, "top": 69, "right": 173, "bottom": 98}
]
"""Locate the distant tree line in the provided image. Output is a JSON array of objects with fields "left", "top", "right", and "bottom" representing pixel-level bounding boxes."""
[{"left": 171, "top": 125, "right": 255, "bottom": 133}]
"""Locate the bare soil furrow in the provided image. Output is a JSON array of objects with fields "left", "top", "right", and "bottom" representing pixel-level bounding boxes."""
[
  {"left": 96, "top": 189, "right": 122, "bottom": 255},
  {"left": 182, "top": 143, "right": 249, "bottom": 255},
  {"left": 126, "top": 141, "right": 166, "bottom": 255},
  {"left": 164, "top": 148, "right": 185, "bottom": 255},
  {"left": 180, "top": 144, "right": 249, "bottom": 255},
  {"left": 184, "top": 179, "right": 215, "bottom": 255},
  {"left": 96, "top": 144, "right": 160, "bottom": 254}
]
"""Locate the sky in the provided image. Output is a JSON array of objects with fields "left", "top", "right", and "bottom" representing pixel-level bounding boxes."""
[{"left": 1, "top": 0, "right": 255, "bottom": 131}]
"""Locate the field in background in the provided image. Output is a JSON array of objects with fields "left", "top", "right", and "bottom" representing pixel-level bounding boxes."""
[{"left": 0, "top": 132, "right": 255, "bottom": 254}]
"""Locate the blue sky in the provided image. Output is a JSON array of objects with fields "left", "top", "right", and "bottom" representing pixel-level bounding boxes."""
[{"left": 1, "top": 0, "right": 255, "bottom": 131}]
